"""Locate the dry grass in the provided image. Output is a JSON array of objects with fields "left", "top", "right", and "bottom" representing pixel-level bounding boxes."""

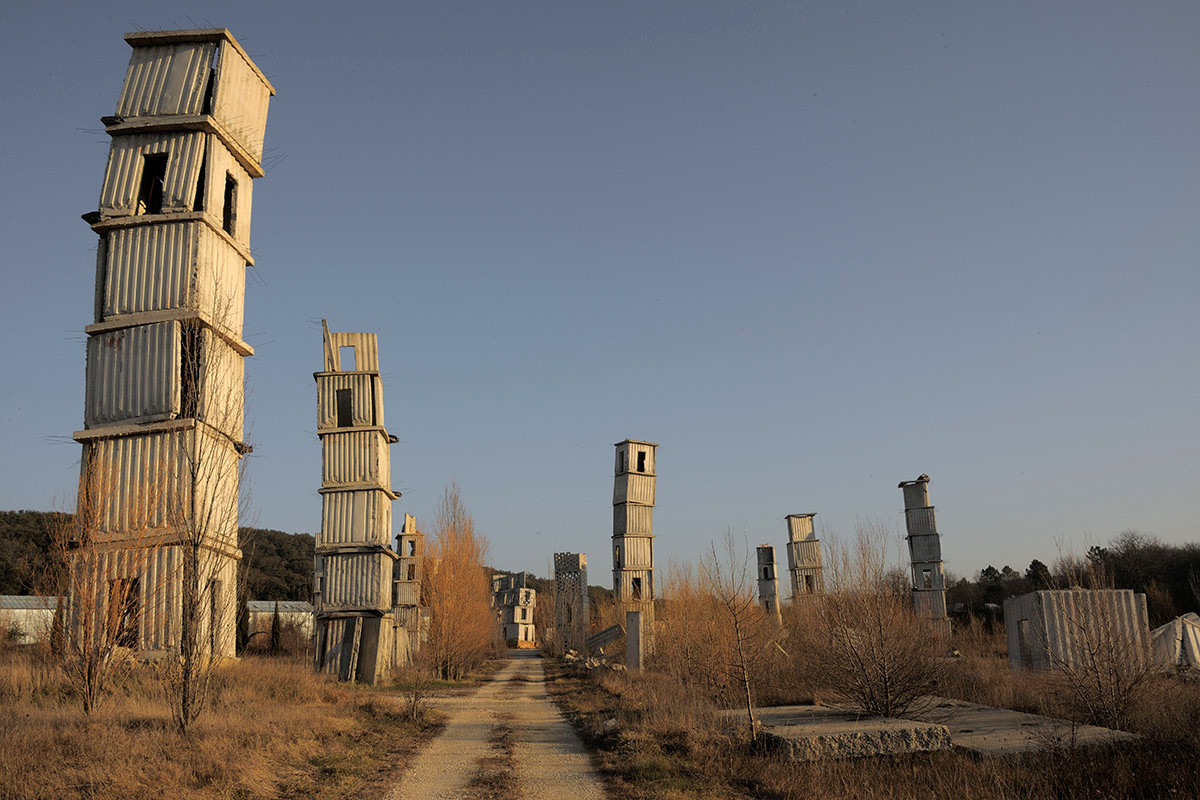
[
  {"left": 0, "top": 648, "right": 441, "bottom": 800},
  {"left": 547, "top": 654, "right": 1200, "bottom": 800}
]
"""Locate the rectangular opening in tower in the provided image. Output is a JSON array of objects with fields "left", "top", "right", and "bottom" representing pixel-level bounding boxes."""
[
  {"left": 180, "top": 324, "right": 202, "bottom": 418},
  {"left": 336, "top": 389, "right": 353, "bottom": 427},
  {"left": 407, "top": 563, "right": 416, "bottom": 581},
  {"left": 137, "top": 153, "right": 168, "bottom": 215},
  {"left": 222, "top": 174, "right": 237, "bottom": 235},
  {"left": 805, "top": 575, "right": 815, "bottom": 594},
  {"left": 109, "top": 577, "right": 140, "bottom": 649},
  {"left": 637, "top": 451, "right": 646, "bottom": 472},
  {"left": 193, "top": 148, "right": 207, "bottom": 211},
  {"left": 618, "top": 451, "right": 624, "bottom": 473},
  {"left": 631, "top": 576, "right": 642, "bottom": 600},
  {"left": 339, "top": 346, "right": 356, "bottom": 371}
]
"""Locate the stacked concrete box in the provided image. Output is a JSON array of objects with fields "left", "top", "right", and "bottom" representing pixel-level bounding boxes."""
[
  {"left": 898, "top": 475, "right": 951, "bottom": 635},
  {"left": 613, "top": 439, "right": 657, "bottom": 650},
  {"left": 71, "top": 29, "right": 273, "bottom": 659},
  {"left": 785, "top": 514, "right": 823, "bottom": 599},
  {"left": 1004, "top": 589, "right": 1150, "bottom": 672},
  {"left": 554, "top": 552, "right": 589, "bottom": 653},
  {"left": 756, "top": 545, "right": 783, "bottom": 623},
  {"left": 313, "top": 320, "right": 407, "bottom": 683},
  {"left": 492, "top": 572, "right": 537, "bottom": 647},
  {"left": 393, "top": 513, "right": 424, "bottom": 658}
]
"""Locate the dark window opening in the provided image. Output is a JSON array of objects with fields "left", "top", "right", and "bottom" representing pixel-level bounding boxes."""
[
  {"left": 180, "top": 325, "right": 202, "bottom": 418},
  {"left": 763, "top": 566, "right": 772, "bottom": 580},
  {"left": 200, "top": 67, "right": 216, "bottom": 115},
  {"left": 407, "top": 564, "right": 416, "bottom": 581},
  {"left": 763, "top": 600, "right": 770, "bottom": 611},
  {"left": 631, "top": 576, "right": 642, "bottom": 600},
  {"left": 637, "top": 451, "right": 646, "bottom": 472},
  {"left": 804, "top": 575, "right": 815, "bottom": 594},
  {"left": 137, "top": 153, "right": 168, "bottom": 215},
  {"left": 222, "top": 174, "right": 236, "bottom": 235},
  {"left": 617, "top": 451, "right": 624, "bottom": 473},
  {"left": 407, "top": 540, "right": 416, "bottom": 557},
  {"left": 110, "top": 578, "right": 140, "bottom": 649},
  {"left": 336, "top": 389, "right": 353, "bottom": 428},
  {"left": 193, "top": 149, "right": 207, "bottom": 211},
  {"left": 614, "top": 544, "right": 621, "bottom": 565},
  {"left": 339, "top": 345, "right": 356, "bottom": 371},
  {"left": 565, "top": 606, "right": 572, "bottom": 624},
  {"left": 922, "top": 569, "right": 933, "bottom": 589}
]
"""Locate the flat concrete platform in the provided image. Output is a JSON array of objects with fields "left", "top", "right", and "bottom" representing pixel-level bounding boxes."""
[
  {"left": 726, "top": 705, "right": 952, "bottom": 761},
  {"left": 916, "top": 697, "right": 1141, "bottom": 755}
]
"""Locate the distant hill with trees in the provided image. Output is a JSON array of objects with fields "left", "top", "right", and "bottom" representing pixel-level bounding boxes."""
[{"left": 0, "top": 510, "right": 315, "bottom": 602}]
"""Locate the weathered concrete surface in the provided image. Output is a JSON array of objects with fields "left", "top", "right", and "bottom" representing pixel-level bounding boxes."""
[
  {"left": 389, "top": 651, "right": 607, "bottom": 800},
  {"left": 733, "top": 705, "right": 952, "bottom": 761},
  {"left": 917, "top": 697, "right": 1141, "bottom": 755}
]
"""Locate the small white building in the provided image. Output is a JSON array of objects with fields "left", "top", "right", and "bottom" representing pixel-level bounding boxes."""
[
  {"left": 0, "top": 596, "right": 57, "bottom": 645},
  {"left": 247, "top": 600, "right": 314, "bottom": 641},
  {"left": 1003, "top": 589, "right": 1150, "bottom": 671}
]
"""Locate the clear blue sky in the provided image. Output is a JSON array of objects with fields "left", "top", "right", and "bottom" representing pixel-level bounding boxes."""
[{"left": 2, "top": 1, "right": 1197, "bottom": 582}]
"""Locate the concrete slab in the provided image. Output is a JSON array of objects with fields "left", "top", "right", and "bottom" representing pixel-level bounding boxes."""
[
  {"left": 726, "top": 705, "right": 952, "bottom": 761},
  {"left": 916, "top": 697, "right": 1141, "bottom": 755}
]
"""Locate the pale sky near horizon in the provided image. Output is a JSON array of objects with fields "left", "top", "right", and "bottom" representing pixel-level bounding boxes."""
[{"left": 1, "top": 1, "right": 1197, "bottom": 586}]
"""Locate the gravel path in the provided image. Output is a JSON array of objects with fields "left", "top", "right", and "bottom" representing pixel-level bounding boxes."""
[{"left": 388, "top": 651, "right": 608, "bottom": 800}]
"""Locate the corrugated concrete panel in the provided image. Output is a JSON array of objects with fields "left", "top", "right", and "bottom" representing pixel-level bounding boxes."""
[
  {"left": 116, "top": 42, "right": 216, "bottom": 117},
  {"left": 1004, "top": 589, "right": 1150, "bottom": 671},
  {"left": 612, "top": 503, "right": 652, "bottom": 536},
  {"left": 907, "top": 533, "right": 943, "bottom": 563},
  {"left": 85, "top": 321, "right": 180, "bottom": 426},
  {"left": 394, "top": 583, "right": 419, "bottom": 606},
  {"left": 614, "top": 472, "right": 655, "bottom": 505},
  {"left": 614, "top": 440, "right": 656, "bottom": 475},
  {"left": 100, "top": 131, "right": 207, "bottom": 217},
  {"left": 101, "top": 222, "right": 246, "bottom": 335},
  {"left": 904, "top": 507, "right": 937, "bottom": 536},
  {"left": 616, "top": 535, "right": 653, "bottom": 569},
  {"left": 319, "top": 489, "right": 391, "bottom": 547},
  {"left": 195, "top": 328, "right": 245, "bottom": 441},
  {"left": 203, "top": 135, "right": 254, "bottom": 248},
  {"left": 786, "top": 539, "right": 822, "bottom": 569},
  {"left": 321, "top": 552, "right": 392, "bottom": 609},
  {"left": 326, "top": 331, "right": 380, "bottom": 372},
  {"left": 321, "top": 430, "right": 390, "bottom": 488},
  {"left": 211, "top": 39, "right": 272, "bottom": 164},
  {"left": 786, "top": 514, "right": 817, "bottom": 541},
  {"left": 899, "top": 477, "right": 931, "bottom": 510},
  {"left": 316, "top": 373, "right": 379, "bottom": 430}
]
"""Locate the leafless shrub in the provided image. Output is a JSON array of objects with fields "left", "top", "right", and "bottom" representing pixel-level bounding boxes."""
[{"left": 789, "top": 521, "right": 946, "bottom": 718}]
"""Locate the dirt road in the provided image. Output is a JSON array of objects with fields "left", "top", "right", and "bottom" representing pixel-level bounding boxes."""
[{"left": 388, "top": 651, "right": 608, "bottom": 800}]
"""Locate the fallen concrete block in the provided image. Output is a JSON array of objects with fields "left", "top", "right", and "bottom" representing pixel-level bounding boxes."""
[{"left": 727, "top": 705, "right": 952, "bottom": 761}]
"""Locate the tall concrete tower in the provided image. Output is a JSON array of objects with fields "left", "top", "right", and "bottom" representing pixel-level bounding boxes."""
[
  {"left": 785, "top": 514, "right": 824, "bottom": 599},
  {"left": 313, "top": 320, "right": 406, "bottom": 682},
  {"left": 554, "top": 552, "right": 589, "bottom": 653},
  {"left": 394, "top": 513, "right": 423, "bottom": 659},
  {"left": 899, "top": 474, "right": 951, "bottom": 635},
  {"left": 72, "top": 29, "right": 272, "bottom": 657},
  {"left": 756, "top": 545, "right": 782, "bottom": 623},
  {"left": 613, "top": 439, "right": 657, "bottom": 645}
]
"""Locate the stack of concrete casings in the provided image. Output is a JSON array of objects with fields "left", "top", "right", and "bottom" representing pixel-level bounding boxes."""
[
  {"left": 756, "top": 544, "right": 782, "bottom": 623},
  {"left": 898, "top": 476, "right": 952, "bottom": 636},
  {"left": 313, "top": 321, "right": 405, "bottom": 683},
  {"left": 785, "top": 514, "right": 823, "bottom": 599},
  {"left": 554, "top": 552, "right": 589, "bottom": 654},
  {"left": 1003, "top": 589, "right": 1150, "bottom": 671},
  {"left": 492, "top": 572, "right": 537, "bottom": 647},
  {"left": 393, "top": 513, "right": 424, "bottom": 658},
  {"left": 73, "top": 29, "right": 272, "bottom": 659},
  {"left": 613, "top": 439, "right": 657, "bottom": 651}
]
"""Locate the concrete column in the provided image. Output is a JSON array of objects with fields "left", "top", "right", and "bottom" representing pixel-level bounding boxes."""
[{"left": 625, "top": 610, "right": 643, "bottom": 671}]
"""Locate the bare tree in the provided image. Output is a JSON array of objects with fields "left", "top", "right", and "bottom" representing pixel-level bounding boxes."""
[
  {"left": 791, "top": 521, "right": 945, "bottom": 718},
  {"left": 701, "top": 531, "right": 769, "bottom": 741},
  {"left": 50, "top": 456, "right": 168, "bottom": 715}
]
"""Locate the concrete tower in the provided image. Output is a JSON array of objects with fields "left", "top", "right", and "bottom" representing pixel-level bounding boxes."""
[
  {"left": 71, "top": 29, "right": 273, "bottom": 658},
  {"left": 554, "top": 552, "right": 589, "bottom": 653},
  {"left": 613, "top": 439, "right": 657, "bottom": 646},
  {"left": 756, "top": 545, "right": 783, "bottom": 623},
  {"left": 313, "top": 320, "right": 407, "bottom": 682},
  {"left": 785, "top": 514, "right": 824, "bottom": 599},
  {"left": 899, "top": 474, "right": 951, "bottom": 635},
  {"left": 393, "top": 513, "right": 423, "bottom": 659}
]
